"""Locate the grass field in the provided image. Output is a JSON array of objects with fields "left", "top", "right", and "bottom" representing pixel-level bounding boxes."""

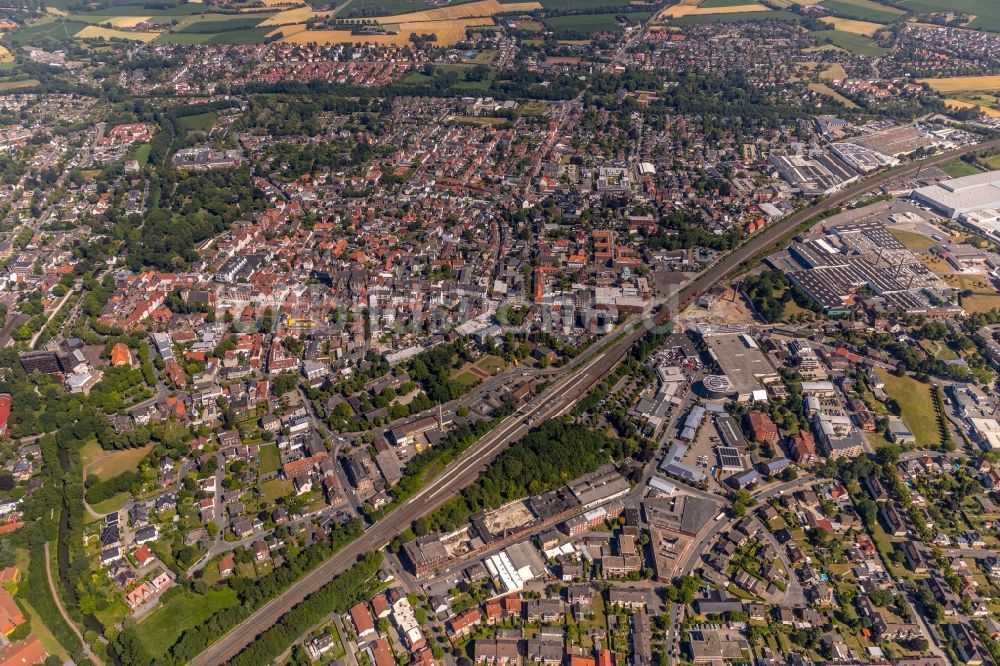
[
  {"left": 544, "top": 11, "right": 650, "bottom": 33},
  {"left": 962, "top": 295, "right": 1000, "bottom": 313},
  {"left": 451, "top": 371, "right": 481, "bottom": 392},
  {"left": 808, "top": 81, "right": 859, "bottom": 107},
  {"left": 819, "top": 0, "right": 902, "bottom": 22},
  {"left": 819, "top": 16, "right": 884, "bottom": 34},
  {"left": 262, "top": 478, "right": 291, "bottom": 502},
  {"left": 277, "top": 16, "right": 492, "bottom": 44},
  {"left": 6, "top": 19, "right": 87, "bottom": 44},
  {"left": 944, "top": 98, "right": 1000, "bottom": 119},
  {"left": 157, "top": 26, "right": 274, "bottom": 43},
  {"left": 938, "top": 158, "right": 984, "bottom": 178},
  {"left": 820, "top": 63, "right": 848, "bottom": 80},
  {"left": 175, "top": 111, "right": 216, "bottom": 131},
  {"left": 176, "top": 16, "right": 268, "bottom": 32},
  {"left": 258, "top": 6, "right": 331, "bottom": 25},
  {"left": 0, "top": 46, "right": 12, "bottom": 63},
  {"left": 983, "top": 155, "right": 1000, "bottom": 170},
  {"left": 889, "top": 227, "right": 937, "bottom": 250},
  {"left": 876, "top": 369, "right": 940, "bottom": 448},
  {"left": 899, "top": 0, "right": 1000, "bottom": 32},
  {"left": 259, "top": 443, "right": 280, "bottom": 474},
  {"left": 76, "top": 25, "right": 160, "bottom": 41},
  {"left": 137, "top": 588, "right": 238, "bottom": 656},
  {"left": 133, "top": 143, "right": 152, "bottom": 165},
  {"left": 810, "top": 28, "right": 888, "bottom": 55},
  {"left": 86, "top": 444, "right": 154, "bottom": 482},
  {"left": 474, "top": 354, "right": 507, "bottom": 375}
]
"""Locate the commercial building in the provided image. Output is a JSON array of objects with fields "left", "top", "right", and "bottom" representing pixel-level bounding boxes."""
[
  {"left": 913, "top": 170, "right": 1000, "bottom": 219},
  {"left": 698, "top": 328, "right": 776, "bottom": 402}
]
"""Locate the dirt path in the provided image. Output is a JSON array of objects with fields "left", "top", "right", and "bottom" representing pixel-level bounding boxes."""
[{"left": 43, "top": 542, "right": 104, "bottom": 666}]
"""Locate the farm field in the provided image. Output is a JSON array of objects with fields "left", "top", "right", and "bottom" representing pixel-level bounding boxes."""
[
  {"left": 539, "top": 0, "right": 628, "bottom": 8},
  {"left": 6, "top": 19, "right": 88, "bottom": 45},
  {"left": 661, "top": 1, "right": 771, "bottom": 17},
  {"left": 76, "top": 25, "right": 160, "bottom": 40},
  {"left": 258, "top": 7, "right": 332, "bottom": 25},
  {"left": 810, "top": 28, "right": 888, "bottom": 55},
  {"left": 899, "top": 0, "right": 1000, "bottom": 31},
  {"left": 501, "top": 1, "right": 544, "bottom": 9},
  {"left": 156, "top": 26, "right": 273, "bottom": 43},
  {"left": 334, "top": 0, "right": 434, "bottom": 14},
  {"left": 701, "top": 0, "right": 761, "bottom": 6},
  {"left": 544, "top": 12, "right": 651, "bottom": 33},
  {"left": 819, "top": 0, "right": 902, "bottom": 22},
  {"left": 176, "top": 16, "right": 270, "bottom": 32},
  {"left": 919, "top": 75, "right": 1000, "bottom": 92},
  {"left": 0, "top": 46, "right": 11, "bottom": 63},
  {"left": 819, "top": 16, "right": 884, "bottom": 35},
  {"left": 671, "top": 9, "right": 797, "bottom": 23}
]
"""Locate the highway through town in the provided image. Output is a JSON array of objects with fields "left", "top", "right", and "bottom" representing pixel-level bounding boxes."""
[{"left": 188, "top": 137, "right": 1000, "bottom": 666}]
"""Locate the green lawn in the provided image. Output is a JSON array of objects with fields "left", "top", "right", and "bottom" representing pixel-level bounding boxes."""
[
  {"left": 810, "top": 29, "right": 888, "bottom": 55},
  {"left": 133, "top": 143, "right": 152, "bottom": 165},
  {"left": 259, "top": 443, "right": 281, "bottom": 475},
  {"left": 262, "top": 478, "right": 291, "bottom": 503},
  {"left": 888, "top": 228, "right": 937, "bottom": 251},
  {"left": 452, "top": 372, "right": 481, "bottom": 392},
  {"left": 939, "top": 158, "right": 984, "bottom": 178},
  {"left": 137, "top": 587, "right": 238, "bottom": 656},
  {"left": 876, "top": 369, "right": 940, "bottom": 448},
  {"left": 175, "top": 111, "right": 216, "bottom": 132}
]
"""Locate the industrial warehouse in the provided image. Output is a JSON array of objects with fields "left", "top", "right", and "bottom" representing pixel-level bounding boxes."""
[{"left": 913, "top": 169, "right": 1000, "bottom": 219}]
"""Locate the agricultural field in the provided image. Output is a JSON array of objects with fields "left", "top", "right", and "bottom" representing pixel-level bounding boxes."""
[
  {"left": 332, "top": 0, "right": 434, "bottom": 15},
  {"left": 810, "top": 28, "right": 888, "bottom": 55},
  {"left": 544, "top": 12, "right": 650, "bottom": 34},
  {"left": 76, "top": 25, "right": 161, "bottom": 41},
  {"left": 0, "top": 78, "right": 40, "bottom": 90},
  {"left": 919, "top": 75, "right": 1000, "bottom": 92},
  {"left": 539, "top": 0, "right": 629, "bottom": 8},
  {"left": 258, "top": 7, "right": 332, "bottom": 25},
  {"left": 661, "top": 1, "right": 772, "bottom": 18},
  {"left": 819, "top": 0, "right": 903, "bottom": 22},
  {"left": 670, "top": 9, "right": 797, "bottom": 24},
  {"left": 157, "top": 26, "right": 274, "bottom": 43},
  {"left": 943, "top": 97, "right": 1000, "bottom": 119},
  {"left": 899, "top": 0, "right": 1000, "bottom": 31},
  {"left": 5, "top": 19, "right": 88, "bottom": 45},
  {"left": 176, "top": 16, "right": 271, "bottom": 32},
  {"left": 0, "top": 46, "right": 12, "bottom": 63},
  {"left": 819, "top": 16, "right": 884, "bottom": 35}
]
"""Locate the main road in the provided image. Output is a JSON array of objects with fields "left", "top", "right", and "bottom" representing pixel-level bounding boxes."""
[{"left": 189, "top": 137, "right": 1000, "bottom": 666}]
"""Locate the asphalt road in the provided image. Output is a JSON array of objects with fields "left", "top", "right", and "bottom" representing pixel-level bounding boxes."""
[{"left": 189, "top": 139, "right": 1000, "bottom": 666}]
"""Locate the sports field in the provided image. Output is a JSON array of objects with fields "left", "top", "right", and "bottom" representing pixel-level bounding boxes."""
[{"left": 819, "top": 16, "right": 884, "bottom": 34}]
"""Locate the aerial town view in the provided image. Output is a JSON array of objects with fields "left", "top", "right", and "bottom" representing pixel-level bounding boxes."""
[{"left": 3, "top": 0, "right": 1000, "bottom": 664}]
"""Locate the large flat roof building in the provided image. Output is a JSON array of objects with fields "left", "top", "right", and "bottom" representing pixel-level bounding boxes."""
[{"left": 913, "top": 170, "right": 1000, "bottom": 218}]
